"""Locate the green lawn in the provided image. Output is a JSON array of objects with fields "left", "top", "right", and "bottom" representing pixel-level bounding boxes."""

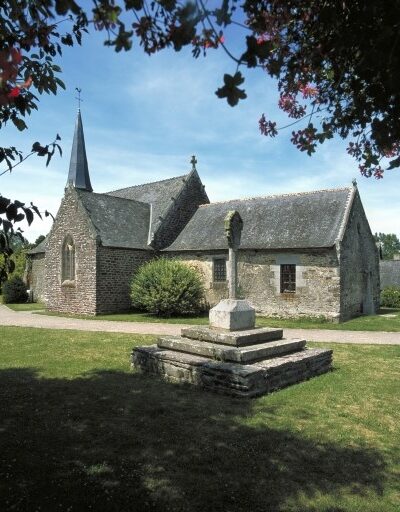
[
  {"left": 33, "top": 307, "right": 400, "bottom": 331},
  {"left": 0, "top": 295, "right": 45, "bottom": 311},
  {"left": 35, "top": 309, "right": 210, "bottom": 324},
  {"left": 0, "top": 326, "right": 398, "bottom": 511},
  {"left": 257, "top": 308, "right": 400, "bottom": 332},
  {"left": 4, "top": 302, "right": 45, "bottom": 311}
]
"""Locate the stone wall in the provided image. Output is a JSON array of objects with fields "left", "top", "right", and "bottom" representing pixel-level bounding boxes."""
[
  {"left": 380, "top": 260, "right": 400, "bottom": 289},
  {"left": 28, "top": 253, "right": 46, "bottom": 302},
  {"left": 42, "top": 186, "right": 156, "bottom": 315},
  {"left": 169, "top": 248, "right": 341, "bottom": 320},
  {"left": 153, "top": 171, "right": 209, "bottom": 250},
  {"left": 96, "top": 246, "right": 154, "bottom": 314},
  {"left": 339, "top": 191, "right": 380, "bottom": 320},
  {"left": 44, "top": 186, "right": 99, "bottom": 315}
]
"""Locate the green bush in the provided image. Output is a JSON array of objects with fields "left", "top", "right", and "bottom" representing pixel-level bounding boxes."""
[
  {"left": 380, "top": 286, "right": 400, "bottom": 308},
  {"left": 2, "top": 276, "right": 28, "bottom": 304},
  {"left": 131, "top": 258, "right": 205, "bottom": 316}
]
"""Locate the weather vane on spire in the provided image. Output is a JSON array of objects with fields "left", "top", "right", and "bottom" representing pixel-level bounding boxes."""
[
  {"left": 75, "top": 87, "right": 83, "bottom": 111},
  {"left": 190, "top": 155, "right": 197, "bottom": 172}
]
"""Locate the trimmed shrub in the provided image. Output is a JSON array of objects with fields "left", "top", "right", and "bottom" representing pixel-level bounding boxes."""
[
  {"left": 2, "top": 276, "right": 28, "bottom": 304},
  {"left": 380, "top": 286, "right": 400, "bottom": 309},
  {"left": 131, "top": 258, "right": 205, "bottom": 316}
]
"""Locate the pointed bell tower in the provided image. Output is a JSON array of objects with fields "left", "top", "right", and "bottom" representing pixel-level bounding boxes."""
[{"left": 67, "top": 109, "right": 93, "bottom": 192}]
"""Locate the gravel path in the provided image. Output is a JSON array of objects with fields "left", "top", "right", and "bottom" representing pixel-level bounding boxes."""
[{"left": 1, "top": 304, "right": 399, "bottom": 345}]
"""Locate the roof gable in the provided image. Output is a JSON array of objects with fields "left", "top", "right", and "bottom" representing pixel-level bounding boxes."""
[
  {"left": 77, "top": 190, "right": 152, "bottom": 250},
  {"left": 165, "top": 187, "right": 353, "bottom": 251},
  {"left": 28, "top": 236, "right": 48, "bottom": 254},
  {"left": 106, "top": 174, "right": 189, "bottom": 236}
]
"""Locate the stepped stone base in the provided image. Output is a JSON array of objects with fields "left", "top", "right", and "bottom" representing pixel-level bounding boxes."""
[
  {"left": 131, "top": 312, "right": 333, "bottom": 397},
  {"left": 181, "top": 326, "right": 283, "bottom": 346},
  {"left": 131, "top": 345, "right": 333, "bottom": 398},
  {"left": 158, "top": 335, "right": 306, "bottom": 363}
]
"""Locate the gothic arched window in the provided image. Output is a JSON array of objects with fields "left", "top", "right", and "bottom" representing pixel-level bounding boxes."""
[{"left": 62, "top": 235, "right": 75, "bottom": 282}]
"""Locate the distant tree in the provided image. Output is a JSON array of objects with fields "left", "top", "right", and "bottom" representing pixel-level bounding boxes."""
[
  {"left": 4, "top": 231, "right": 29, "bottom": 251},
  {"left": 0, "top": 231, "right": 30, "bottom": 283},
  {"left": 374, "top": 233, "right": 400, "bottom": 260},
  {"left": 33, "top": 234, "right": 46, "bottom": 248},
  {"left": 0, "top": 197, "right": 52, "bottom": 283}
]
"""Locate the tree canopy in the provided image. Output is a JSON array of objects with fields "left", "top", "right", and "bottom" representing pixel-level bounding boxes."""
[
  {"left": 1, "top": 0, "right": 399, "bottom": 279},
  {"left": 374, "top": 233, "right": 400, "bottom": 261}
]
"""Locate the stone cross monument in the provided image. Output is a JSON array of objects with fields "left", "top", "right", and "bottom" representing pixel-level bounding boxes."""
[
  {"left": 224, "top": 210, "right": 243, "bottom": 299},
  {"left": 209, "top": 210, "right": 256, "bottom": 331}
]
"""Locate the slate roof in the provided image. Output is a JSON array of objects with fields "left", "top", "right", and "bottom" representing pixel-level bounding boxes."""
[
  {"left": 28, "top": 237, "right": 48, "bottom": 254},
  {"left": 77, "top": 190, "right": 152, "bottom": 250},
  {"left": 106, "top": 174, "right": 188, "bottom": 236},
  {"left": 165, "top": 187, "right": 353, "bottom": 251}
]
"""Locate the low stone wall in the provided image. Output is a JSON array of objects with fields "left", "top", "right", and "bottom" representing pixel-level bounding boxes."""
[
  {"left": 28, "top": 254, "right": 46, "bottom": 303},
  {"left": 380, "top": 260, "right": 400, "bottom": 289}
]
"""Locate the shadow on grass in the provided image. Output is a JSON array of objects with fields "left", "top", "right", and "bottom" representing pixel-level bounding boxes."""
[{"left": 0, "top": 368, "right": 385, "bottom": 512}]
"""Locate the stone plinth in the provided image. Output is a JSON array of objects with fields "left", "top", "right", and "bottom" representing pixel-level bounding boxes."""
[
  {"left": 132, "top": 345, "right": 333, "bottom": 398},
  {"left": 209, "top": 299, "right": 255, "bottom": 331},
  {"left": 182, "top": 326, "right": 283, "bottom": 347},
  {"left": 158, "top": 335, "right": 307, "bottom": 363},
  {"left": 131, "top": 322, "right": 333, "bottom": 397}
]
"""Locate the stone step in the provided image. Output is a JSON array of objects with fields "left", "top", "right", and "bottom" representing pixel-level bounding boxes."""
[
  {"left": 157, "top": 335, "right": 306, "bottom": 364},
  {"left": 181, "top": 326, "right": 283, "bottom": 347},
  {"left": 132, "top": 345, "right": 333, "bottom": 398}
]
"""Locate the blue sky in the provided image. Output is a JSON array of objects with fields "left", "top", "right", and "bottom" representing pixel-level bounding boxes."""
[{"left": 1, "top": 18, "right": 399, "bottom": 242}]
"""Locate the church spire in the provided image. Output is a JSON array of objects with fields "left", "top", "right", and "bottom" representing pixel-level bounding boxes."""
[{"left": 67, "top": 109, "right": 93, "bottom": 192}]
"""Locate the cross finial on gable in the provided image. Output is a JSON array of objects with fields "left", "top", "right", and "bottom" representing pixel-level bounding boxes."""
[
  {"left": 75, "top": 87, "right": 83, "bottom": 111},
  {"left": 190, "top": 155, "right": 197, "bottom": 172}
]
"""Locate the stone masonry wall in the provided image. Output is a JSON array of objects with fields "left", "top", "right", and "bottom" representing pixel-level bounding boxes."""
[
  {"left": 339, "top": 192, "right": 380, "bottom": 320},
  {"left": 96, "top": 246, "right": 154, "bottom": 314},
  {"left": 380, "top": 260, "right": 400, "bottom": 289},
  {"left": 44, "top": 186, "right": 98, "bottom": 315},
  {"left": 28, "top": 253, "right": 46, "bottom": 302},
  {"left": 153, "top": 171, "right": 209, "bottom": 250},
  {"left": 169, "top": 248, "right": 341, "bottom": 320}
]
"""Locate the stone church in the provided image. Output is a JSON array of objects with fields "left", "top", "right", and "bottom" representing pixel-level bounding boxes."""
[{"left": 28, "top": 111, "right": 380, "bottom": 321}]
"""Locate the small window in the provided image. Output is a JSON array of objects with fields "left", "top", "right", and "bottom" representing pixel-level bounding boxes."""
[
  {"left": 62, "top": 235, "right": 75, "bottom": 282},
  {"left": 280, "top": 264, "right": 296, "bottom": 293},
  {"left": 213, "top": 259, "right": 227, "bottom": 282}
]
